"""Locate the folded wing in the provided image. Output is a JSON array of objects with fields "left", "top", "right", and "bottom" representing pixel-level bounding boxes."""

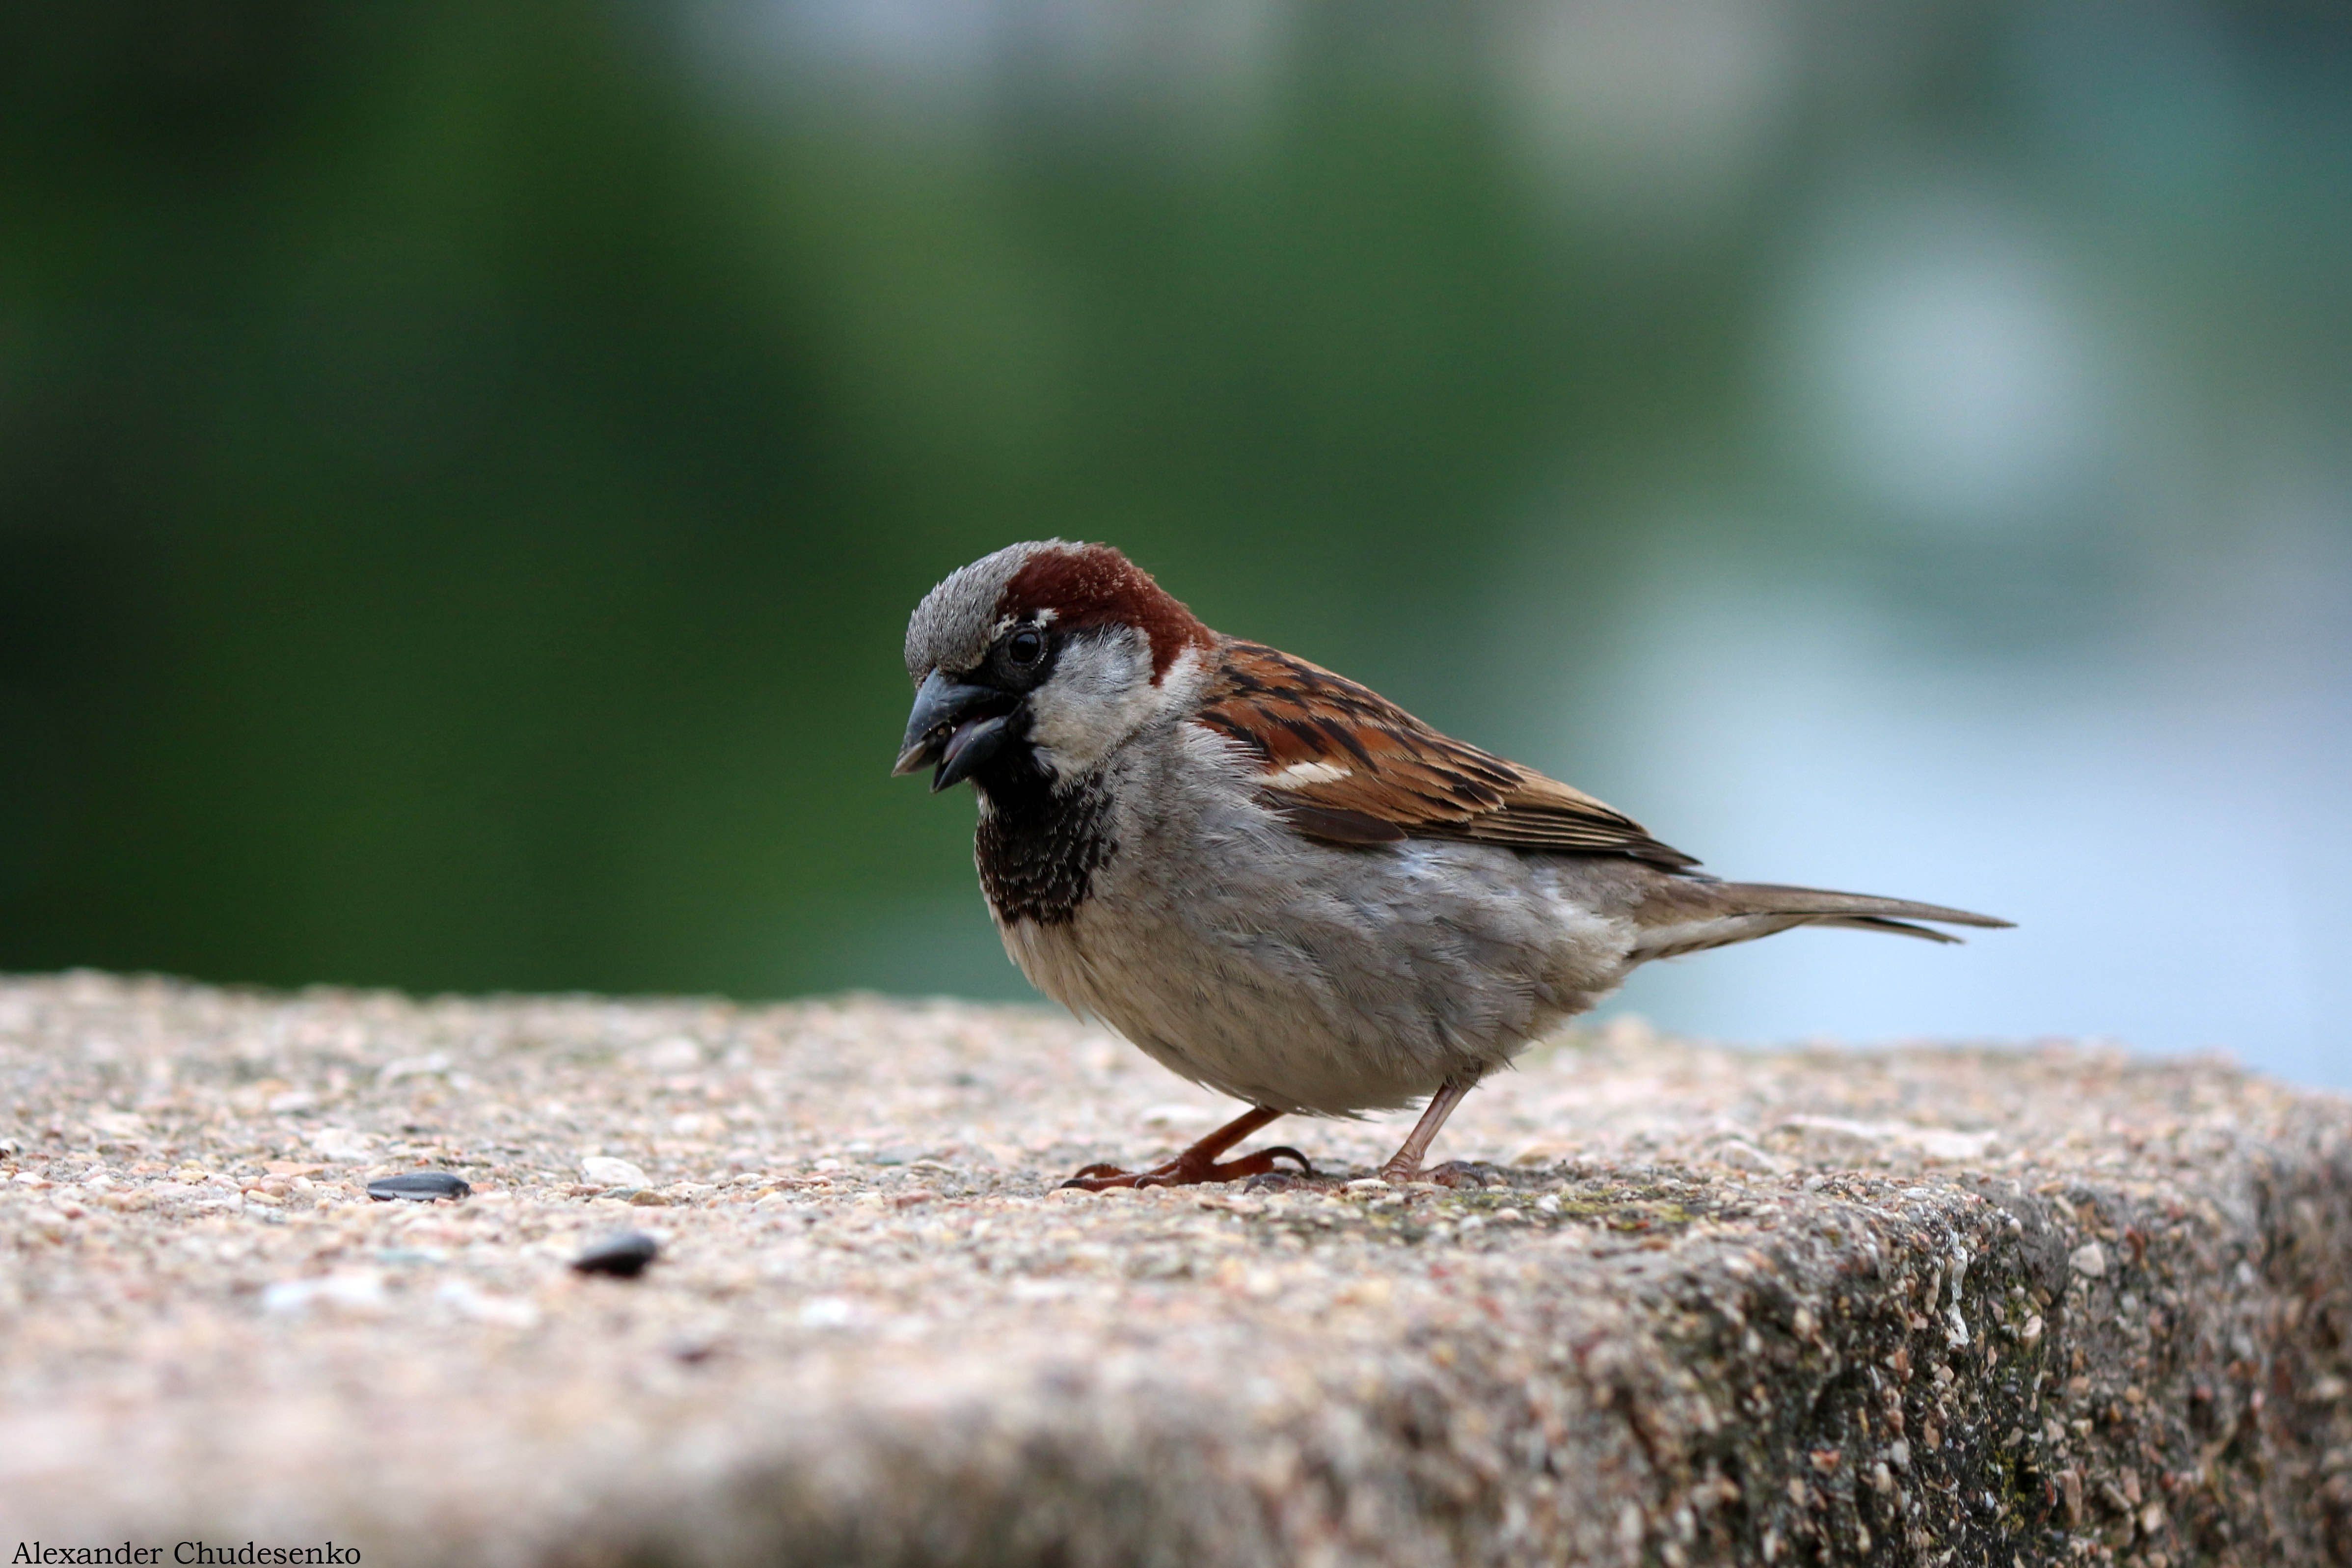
[{"left": 1192, "top": 640, "right": 1699, "bottom": 869}]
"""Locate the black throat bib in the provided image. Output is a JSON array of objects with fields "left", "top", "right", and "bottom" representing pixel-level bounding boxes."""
[{"left": 973, "top": 760, "right": 1116, "bottom": 928}]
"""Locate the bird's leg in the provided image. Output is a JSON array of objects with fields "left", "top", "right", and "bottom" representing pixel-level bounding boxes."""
[
  {"left": 1378, "top": 1075, "right": 1481, "bottom": 1183},
  {"left": 1060, "top": 1105, "right": 1312, "bottom": 1190}
]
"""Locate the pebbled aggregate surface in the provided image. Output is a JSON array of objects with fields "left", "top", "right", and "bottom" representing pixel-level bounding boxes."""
[{"left": 1, "top": 972, "right": 2348, "bottom": 1567}]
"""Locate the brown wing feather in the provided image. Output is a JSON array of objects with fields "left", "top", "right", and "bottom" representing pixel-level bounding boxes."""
[{"left": 1193, "top": 641, "right": 1698, "bottom": 869}]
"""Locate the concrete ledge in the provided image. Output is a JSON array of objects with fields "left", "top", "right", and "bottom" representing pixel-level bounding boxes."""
[{"left": 1, "top": 973, "right": 2347, "bottom": 1566}]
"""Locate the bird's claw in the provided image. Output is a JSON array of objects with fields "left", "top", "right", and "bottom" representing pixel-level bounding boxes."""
[{"left": 1058, "top": 1143, "right": 1316, "bottom": 1192}]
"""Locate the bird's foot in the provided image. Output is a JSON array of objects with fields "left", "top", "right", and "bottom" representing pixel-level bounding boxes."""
[
  {"left": 1375, "top": 1158, "right": 1494, "bottom": 1188},
  {"left": 1059, "top": 1145, "right": 1315, "bottom": 1191}
]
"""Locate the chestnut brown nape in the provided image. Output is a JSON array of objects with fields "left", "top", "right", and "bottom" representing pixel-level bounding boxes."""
[{"left": 1000, "top": 544, "right": 1214, "bottom": 681}]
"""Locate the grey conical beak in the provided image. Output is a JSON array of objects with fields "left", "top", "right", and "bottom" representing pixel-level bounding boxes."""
[{"left": 894, "top": 670, "right": 1014, "bottom": 790}]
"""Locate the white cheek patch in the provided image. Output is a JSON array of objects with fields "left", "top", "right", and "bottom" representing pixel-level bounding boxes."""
[
  {"left": 1265, "top": 760, "right": 1353, "bottom": 788},
  {"left": 1155, "top": 643, "right": 1209, "bottom": 702},
  {"left": 1025, "top": 628, "right": 1170, "bottom": 777}
]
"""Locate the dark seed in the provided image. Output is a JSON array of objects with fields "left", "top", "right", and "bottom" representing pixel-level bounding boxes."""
[
  {"left": 367, "top": 1171, "right": 472, "bottom": 1202},
  {"left": 572, "top": 1230, "right": 660, "bottom": 1278}
]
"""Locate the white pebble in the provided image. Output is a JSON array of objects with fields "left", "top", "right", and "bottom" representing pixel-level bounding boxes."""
[{"left": 581, "top": 1156, "right": 650, "bottom": 1188}]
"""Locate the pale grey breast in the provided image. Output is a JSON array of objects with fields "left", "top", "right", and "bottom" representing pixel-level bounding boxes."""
[{"left": 994, "top": 720, "right": 1645, "bottom": 1115}]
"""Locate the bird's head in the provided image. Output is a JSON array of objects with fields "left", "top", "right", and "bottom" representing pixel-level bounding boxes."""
[{"left": 894, "top": 541, "right": 1215, "bottom": 793}]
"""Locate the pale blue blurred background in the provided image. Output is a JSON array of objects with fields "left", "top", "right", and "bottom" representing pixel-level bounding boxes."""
[{"left": 3, "top": 3, "right": 2347, "bottom": 1084}]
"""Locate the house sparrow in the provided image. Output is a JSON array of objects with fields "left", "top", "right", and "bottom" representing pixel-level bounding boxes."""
[{"left": 894, "top": 541, "right": 2008, "bottom": 1188}]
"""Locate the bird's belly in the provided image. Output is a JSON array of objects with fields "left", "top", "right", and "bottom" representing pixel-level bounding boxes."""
[
  {"left": 1000, "top": 913, "right": 1440, "bottom": 1113},
  {"left": 995, "top": 838, "right": 1636, "bottom": 1116}
]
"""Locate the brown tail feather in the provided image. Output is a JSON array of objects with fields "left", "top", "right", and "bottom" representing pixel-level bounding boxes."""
[
  {"left": 1713, "top": 883, "right": 2012, "bottom": 931},
  {"left": 1809, "top": 915, "right": 1963, "bottom": 944},
  {"left": 1627, "top": 878, "right": 2009, "bottom": 961}
]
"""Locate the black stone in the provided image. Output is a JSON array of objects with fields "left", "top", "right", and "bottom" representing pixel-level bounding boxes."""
[
  {"left": 366, "top": 1170, "right": 472, "bottom": 1202},
  {"left": 572, "top": 1230, "right": 660, "bottom": 1278}
]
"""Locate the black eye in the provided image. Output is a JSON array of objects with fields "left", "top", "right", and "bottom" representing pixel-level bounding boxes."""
[{"left": 1005, "top": 627, "right": 1046, "bottom": 668}]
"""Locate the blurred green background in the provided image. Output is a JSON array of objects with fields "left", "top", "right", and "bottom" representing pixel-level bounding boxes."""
[{"left": 2, "top": 2, "right": 2347, "bottom": 1083}]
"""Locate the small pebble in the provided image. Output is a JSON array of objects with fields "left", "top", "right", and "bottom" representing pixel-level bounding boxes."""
[
  {"left": 572, "top": 1230, "right": 661, "bottom": 1278},
  {"left": 366, "top": 1171, "right": 471, "bottom": 1203},
  {"left": 581, "top": 1156, "right": 651, "bottom": 1187}
]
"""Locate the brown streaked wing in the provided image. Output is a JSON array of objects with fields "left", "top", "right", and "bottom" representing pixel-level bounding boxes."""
[{"left": 1192, "top": 641, "right": 1698, "bottom": 868}]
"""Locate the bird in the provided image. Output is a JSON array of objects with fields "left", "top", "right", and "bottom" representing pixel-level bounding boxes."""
[{"left": 893, "top": 541, "right": 2009, "bottom": 1189}]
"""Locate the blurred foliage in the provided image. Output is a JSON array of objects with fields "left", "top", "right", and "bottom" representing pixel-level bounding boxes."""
[
  {"left": 1, "top": 2, "right": 2347, "bottom": 1022},
  {"left": 0, "top": 2, "right": 1734, "bottom": 995}
]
